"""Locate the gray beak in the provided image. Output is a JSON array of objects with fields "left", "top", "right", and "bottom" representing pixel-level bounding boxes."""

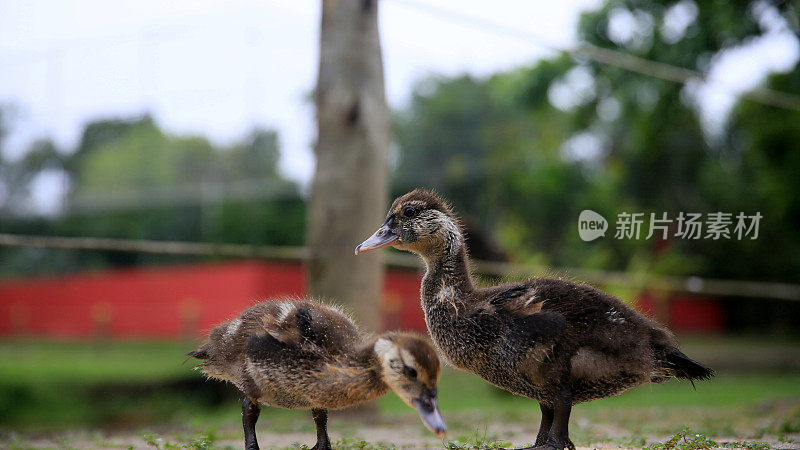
[
  {"left": 355, "top": 224, "right": 399, "bottom": 255},
  {"left": 413, "top": 390, "right": 447, "bottom": 439}
]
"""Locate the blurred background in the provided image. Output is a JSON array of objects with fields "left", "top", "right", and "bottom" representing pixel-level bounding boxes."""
[{"left": 1, "top": 0, "right": 799, "bottom": 448}]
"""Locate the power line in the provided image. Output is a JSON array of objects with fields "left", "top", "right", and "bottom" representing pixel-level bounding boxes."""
[
  {"left": 1, "top": 233, "right": 798, "bottom": 301},
  {"left": 389, "top": 0, "right": 800, "bottom": 112}
]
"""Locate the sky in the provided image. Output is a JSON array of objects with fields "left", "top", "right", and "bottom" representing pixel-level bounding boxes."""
[{"left": 0, "top": 0, "right": 797, "bottom": 213}]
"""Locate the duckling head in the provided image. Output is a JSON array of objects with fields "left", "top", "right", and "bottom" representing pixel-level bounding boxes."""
[
  {"left": 373, "top": 332, "right": 447, "bottom": 438},
  {"left": 356, "top": 189, "right": 462, "bottom": 261}
]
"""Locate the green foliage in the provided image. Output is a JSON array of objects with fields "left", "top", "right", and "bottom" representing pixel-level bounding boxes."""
[
  {"left": 393, "top": 1, "right": 800, "bottom": 285},
  {"left": 5, "top": 338, "right": 800, "bottom": 430},
  {"left": 725, "top": 442, "right": 771, "bottom": 450},
  {"left": 2, "top": 338, "right": 799, "bottom": 448},
  {"left": 3, "top": 1, "right": 800, "bottom": 290},
  {"left": 0, "top": 115, "right": 304, "bottom": 276},
  {"left": 777, "top": 416, "right": 800, "bottom": 434},
  {"left": 645, "top": 428, "right": 771, "bottom": 450},
  {"left": 144, "top": 432, "right": 215, "bottom": 450},
  {"left": 443, "top": 429, "right": 512, "bottom": 449},
  {"left": 644, "top": 429, "right": 719, "bottom": 450},
  {"left": 0, "top": 137, "right": 64, "bottom": 214},
  {"left": 73, "top": 119, "right": 285, "bottom": 196},
  {"left": 328, "top": 437, "right": 396, "bottom": 449},
  {"left": 621, "top": 435, "right": 648, "bottom": 447}
]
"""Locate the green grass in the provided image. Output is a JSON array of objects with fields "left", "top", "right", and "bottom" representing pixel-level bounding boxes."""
[
  {"left": 377, "top": 368, "right": 800, "bottom": 445},
  {"left": 0, "top": 339, "right": 194, "bottom": 384},
  {"left": 0, "top": 339, "right": 207, "bottom": 428},
  {"left": 5, "top": 336, "right": 795, "bottom": 412},
  {"left": 442, "top": 428, "right": 512, "bottom": 449},
  {"left": 144, "top": 432, "right": 216, "bottom": 450},
  {"left": 380, "top": 367, "right": 800, "bottom": 414},
  {"left": 1, "top": 336, "right": 799, "bottom": 448},
  {"left": 643, "top": 428, "right": 772, "bottom": 450}
]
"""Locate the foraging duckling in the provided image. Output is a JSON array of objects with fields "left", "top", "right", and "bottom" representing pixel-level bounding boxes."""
[
  {"left": 356, "top": 190, "right": 713, "bottom": 450},
  {"left": 189, "top": 299, "right": 446, "bottom": 450}
]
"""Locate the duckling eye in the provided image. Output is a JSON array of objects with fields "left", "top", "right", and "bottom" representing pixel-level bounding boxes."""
[
  {"left": 402, "top": 207, "right": 416, "bottom": 218},
  {"left": 404, "top": 366, "right": 418, "bottom": 379}
]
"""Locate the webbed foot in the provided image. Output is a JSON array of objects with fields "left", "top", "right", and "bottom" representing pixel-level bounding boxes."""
[{"left": 514, "top": 438, "right": 574, "bottom": 450}]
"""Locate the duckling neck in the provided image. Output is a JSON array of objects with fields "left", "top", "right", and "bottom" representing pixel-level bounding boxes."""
[
  {"left": 352, "top": 344, "right": 391, "bottom": 397},
  {"left": 420, "top": 244, "right": 475, "bottom": 306}
]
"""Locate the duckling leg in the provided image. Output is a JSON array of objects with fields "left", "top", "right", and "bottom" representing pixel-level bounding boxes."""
[
  {"left": 518, "top": 390, "right": 574, "bottom": 450},
  {"left": 534, "top": 403, "right": 554, "bottom": 446},
  {"left": 538, "top": 389, "right": 575, "bottom": 450},
  {"left": 242, "top": 397, "right": 261, "bottom": 450},
  {"left": 311, "top": 408, "right": 332, "bottom": 450}
]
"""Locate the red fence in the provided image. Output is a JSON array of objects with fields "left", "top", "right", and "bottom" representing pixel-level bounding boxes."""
[
  {"left": 0, "top": 260, "right": 721, "bottom": 338},
  {"left": 0, "top": 260, "right": 424, "bottom": 338}
]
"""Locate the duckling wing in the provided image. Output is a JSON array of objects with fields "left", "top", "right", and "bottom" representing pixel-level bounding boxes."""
[
  {"left": 488, "top": 283, "right": 544, "bottom": 316},
  {"left": 247, "top": 327, "right": 314, "bottom": 363},
  {"left": 245, "top": 308, "right": 377, "bottom": 410},
  {"left": 260, "top": 300, "right": 362, "bottom": 356},
  {"left": 485, "top": 282, "right": 566, "bottom": 344}
]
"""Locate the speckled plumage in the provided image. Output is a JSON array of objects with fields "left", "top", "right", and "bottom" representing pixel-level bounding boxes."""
[
  {"left": 359, "top": 190, "right": 714, "bottom": 450},
  {"left": 191, "top": 299, "right": 439, "bottom": 410},
  {"left": 189, "top": 298, "right": 446, "bottom": 449},
  {"left": 423, "top": 275, "right": 684, "bottom": 406}
]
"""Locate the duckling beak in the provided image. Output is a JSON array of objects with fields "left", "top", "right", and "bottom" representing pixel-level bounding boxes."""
[
  {"left": 355, "top": 224, "right": 399, "bottom": 255},
  {"left": 413, "top": 391, "right": 447, "bottom": 439}
]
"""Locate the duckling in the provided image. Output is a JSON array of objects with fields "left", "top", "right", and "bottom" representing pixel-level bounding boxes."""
[
  {"left": 356, "top": 190, "right": 713, "bottom": 450},
  {"left": 188, "top": 299, "right": 446, "bottom": 450}
]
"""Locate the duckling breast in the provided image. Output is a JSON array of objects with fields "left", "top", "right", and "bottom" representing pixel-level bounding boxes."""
[{"left": 423, "top": 301, "right": 502, "bottom": 372}]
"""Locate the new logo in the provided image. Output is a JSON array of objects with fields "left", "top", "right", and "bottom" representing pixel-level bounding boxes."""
[{"left": 578, "top": 210, "right": 608, "bottom": 241}]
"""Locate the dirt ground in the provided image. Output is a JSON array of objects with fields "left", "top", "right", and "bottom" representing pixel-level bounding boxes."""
[{"left": 4, "top": 418, "right": 799, "bottom": 449}]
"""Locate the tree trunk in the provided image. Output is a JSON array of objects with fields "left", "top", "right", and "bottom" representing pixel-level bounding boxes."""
[{"left": 308, "top": 0, "right": 389, "bottom": 332}]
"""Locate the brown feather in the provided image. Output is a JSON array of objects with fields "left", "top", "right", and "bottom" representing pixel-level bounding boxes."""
[
  {"left": 189, "top": 298, "right": 442, "bottom": 411},
  {"left": 379, "top": 190, "right": 714, "bottom": 408}
]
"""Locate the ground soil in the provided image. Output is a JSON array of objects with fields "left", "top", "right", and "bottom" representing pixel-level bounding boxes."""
[{"left": 4, "top": 420, "right": 798, "bottom": 449}]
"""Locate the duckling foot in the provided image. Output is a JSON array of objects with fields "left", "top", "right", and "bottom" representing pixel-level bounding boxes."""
[
  {"left": 311, "top": 440, "right": 332, "bottom": 450},
  {"left": 515, "top": 438, "right": 574, "bottom": 450},
  {"left": 310, "top": 408, "right": 332, "bottom": 450}
]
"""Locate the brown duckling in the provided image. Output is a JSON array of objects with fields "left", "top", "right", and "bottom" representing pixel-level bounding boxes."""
[
  {"left": 188, "top": 299, "right": 446, "bottom": 450},
  {"left": 356, "top": 190, "right": 713, "bottom": 450}
]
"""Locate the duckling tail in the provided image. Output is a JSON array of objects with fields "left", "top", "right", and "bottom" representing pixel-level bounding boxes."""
[{"left": 663, "top": 347, "right": 715, "bottom": 388}]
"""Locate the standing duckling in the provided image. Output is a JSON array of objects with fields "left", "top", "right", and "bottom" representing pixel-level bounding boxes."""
[
  {"left": 356, "top": 190, "right": 713, "bottom": 450},
  {"left": 189, "top": 299, "right": 446, "bottom": 450}
]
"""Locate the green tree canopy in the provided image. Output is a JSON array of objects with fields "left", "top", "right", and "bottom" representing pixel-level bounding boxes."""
[{"left": 393, "top": 0, "right": 800, "bottom": 282}]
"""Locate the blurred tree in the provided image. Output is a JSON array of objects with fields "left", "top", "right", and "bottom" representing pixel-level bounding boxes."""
[
  {"left": 0, "top": 137, "right": 63, "bottom": 215},
  {"left": 308, "top": 0, "right": 389, "bottom": 331},
  {"left": 717, "top": 69, "right": 800, "bottom": 282},
  {"left": 393, "top": 0, "right": 800, "bottom": 282},
  {"left": 394, "top": 76, "right": 499, "bottom": 220},
  {"left": 0, "top": 115, "right": 304, "bottom": 275},
  {"left": 69, "top": 116, "right": 156, "bottom": 184},
  {"left": 226, "top": 129, "right": 282, "bottom": 180},
  {"left": 67, "top": 119, "right": 300, "bottom": 243}
]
